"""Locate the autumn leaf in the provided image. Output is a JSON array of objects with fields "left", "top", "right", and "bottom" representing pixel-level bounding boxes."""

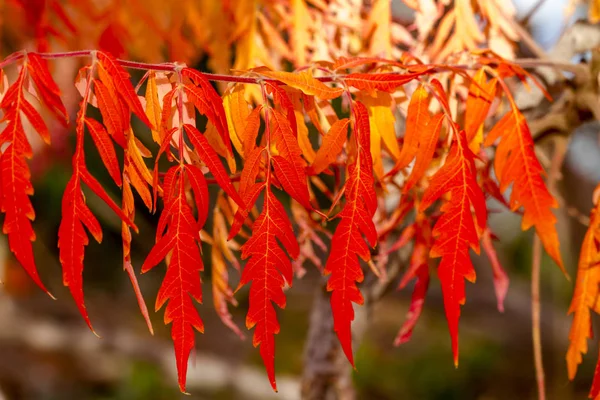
[
  {"left": 270, "top": 109, "right": 312, "bottom": 209},
  {"left": 309, "top": 118, "right": 350, "bottom": 175},
  {"left": 566, "top": 199, "right": 600, "bottom": 380},
  {"left": 420, "top": 129, "right": 487, "bottom": 365},
  {"left": 240, "top": 185, "right": 300, "bottom": 391},
  {"left": 324, "top": 101, "right": 377, "bottom": 365},
  {"left": 259, "top": 69, "right": 343, "bottom": 100},
  {"left": 343, "top": 72, "right": 425, "bottom": 93},
  {"left": 481, "top": 228, "right": 509, "bottom": 313},
  {"left": 465, "top": 68, "right": 496, "bottom": 144},
  {"left": 223, "top": 83, "right": 250, "bottom": 157},
  {"left": 211, "top": 194, "right": 245, "bottom": 339},
  {"left": 97, "top": 52, "right": 153, "bottom": 128},
  {"left": 59, "top": 108, "right": 137, "bottom": 333},
  {"left": 395, "top": 218, "right": 432, "bottom": 346},
  {"left": 485, "top": 104, "right": 564, "bottom": 272},
  {"left": 0, "top": 54, "right": 69, "bottom": 295},
  {"left": 141, "top": 165, "right": 205, "bottom": 393}
]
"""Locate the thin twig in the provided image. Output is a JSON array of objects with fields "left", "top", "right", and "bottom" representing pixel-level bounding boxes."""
[
  {"left": 531, "top": 234, "right": 545, "bottom": 400},
  {"left": 531, "top": 137, "right": 567, "bottom": 400},
  {"left": 0, "top": 50, "right": 589, "bottom": 87}
]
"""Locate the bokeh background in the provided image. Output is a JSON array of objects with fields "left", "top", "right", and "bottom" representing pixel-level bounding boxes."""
[{"left": 0, "top": 0, "right": 599, "bottom": 399}]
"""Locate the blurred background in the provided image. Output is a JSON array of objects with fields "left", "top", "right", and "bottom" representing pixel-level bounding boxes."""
[{"left": 0, "top": 0, "right": 599, "bottom": 399}]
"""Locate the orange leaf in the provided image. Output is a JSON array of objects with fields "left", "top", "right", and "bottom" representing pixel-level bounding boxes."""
[
  {"left": 420, "top": 130, "right": 487, "bottom": 366},
  {"left": 259, "top": 69, "right": 343, "bottom": 100},
  {"left": 485, "top": 106, "right": 564, "bottom": 272},
  {"left": 97, "top": 52, "right": 153, "bottom": 128},
  {"left": 566, "top": 200, "right": 600, "bottom": 380},
  {"left": 93, "top": 79, "right": 127, "bottom": 148},
  {"left": 404, "top": 113, "right": 444, "bottom": 192},
  {"left": 465, "top": 69, "right": 496, "bottom": 142},
  {"left": 309, "top": 118, "right": 349, "bottom": 174},
  {"left": 387, "top": 85, "right": 431, "bottom": 177},
  {"left": 223, "top": 83, "right": 250, "bottom": 156}
]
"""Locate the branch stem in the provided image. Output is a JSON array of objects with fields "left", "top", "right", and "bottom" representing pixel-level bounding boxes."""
[{"left": 531, "top": 234, "right": 545, "bottom": 400}]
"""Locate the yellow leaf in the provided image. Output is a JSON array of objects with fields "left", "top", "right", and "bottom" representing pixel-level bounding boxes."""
[
  {"left": 259, "top": 70, "right": 343, "bottom": 100},
  {"left": 223, "top": 84, "right": 250, "bottom": 157},
  {"left": 145, "top": 72, "right": 163, "bottom": 144},
  {"left": 288, "top": 90, "right": 316, "bottom": 162},
  {"left": 292, "top": 0, "right": 311, "bottom": 66},
  {"left": 358, "top": 93, "right": 400, "bottom": 179}
]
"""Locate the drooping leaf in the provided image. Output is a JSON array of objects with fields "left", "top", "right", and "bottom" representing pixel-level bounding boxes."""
[
  {"left": 0, "top": 54, "right": 69, "bottom": 295},
  {"left": 141, "top": 165, "right": 205, "bottom": 393},
  {"left": 395, "top": 218, "right": 432, "bottom": 346},
  {"left": 481, "top": 228, "right": 509, "bottom": 313},
  {"left": 269, "top": 109, "right": 312, "bottom": 209},
  {"left": 183, "top": 124, "right": 244, "bottom": 207},
  {"left": 240, "top": 185, "right": 300, "bottom": 391},
  {"left": 485, "top": 105, "right": 564, "bottom": 272},
  {"left": 566, "top": 199, "right": 600, "bottom": 380},
  {"left": 309, "top": 118, "right": 349, "bottom": 175},
  {"left": 324, "top": 101, "right": 377, "bottom": 365},
  {"left": 420, "top": 129, "right": 487, "bottom": 366},
  {"left": 465, "top": 68, "right": 496, "bottom": 143},
  {"left": 97, "top": 52, "right": 153, "bottom": 128}
]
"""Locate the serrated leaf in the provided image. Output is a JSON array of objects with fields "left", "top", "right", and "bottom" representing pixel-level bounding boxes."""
[
  {"left": 324, "top": 101, "right": 377, "bottom": 366},
  {"left": 142, "top": 165, "right": 205, "bottom": 393},
  {"left": 240, "top": 186, "right": 299, "bottom": 391},
  {"left": 259, "top": 69, "right": 343, "bottom": 100},
  {"left": 566, "top": 200, "right": 600, "bottom": 380},
  {"left": 309, "top": 118, "right": 349, "bottom": 175},
  {"left": 420, "top": 130, "right": 487, "bottom": 366},
  {"left": 485, "top": 106, "right": 564, "bottom": 272}
]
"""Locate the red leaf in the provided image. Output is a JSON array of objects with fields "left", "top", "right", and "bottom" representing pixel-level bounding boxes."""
[
  {"left": 324, "top": 101, "right": 377, "bottom": 365},
  {"left": 97, "top": 52, "right": 153, "bottom": 128},
  {"left": 26, "top": 53, "right": 68, "bottom": 124},
  {"left": 0, "top": 61, "right": 64, "bottom": 295},
  {"left": 481, "top": 228, "right": 509, "bottom": 313},
  {"left": 395, "top": 218, "right": 432, "bottom": 345},
  {"left": 240, "top": 186, "right": 299, "bottom": 391},
  {"left": 142, "top": 165, "right": 205, "bottom": 393},
  {"left": 84, "top": 118, "right": 122, "bottom": 186},
  {"left": 93, "top": 79, "right": 127, "bottom": 148},
  {"left": 58, "top": 173, "right": 103, "bottom": 333},
  {"left": 395, "top": 264, "right": 429, "bottom": 346},
  {"left": 182, "top": 68, "right": 231, "bottom": 155},
  {"left": 183, "top": 124, "right": 244, "bottom": 207},
  {"left": 420, "top": 130, "right": 487, "bottom": 366},
  {"left": 343, "top": 72, "right": 425, "bottom": 93},
  {"left": 270, "top": 109, "right": 311, "bottom": 209}
]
